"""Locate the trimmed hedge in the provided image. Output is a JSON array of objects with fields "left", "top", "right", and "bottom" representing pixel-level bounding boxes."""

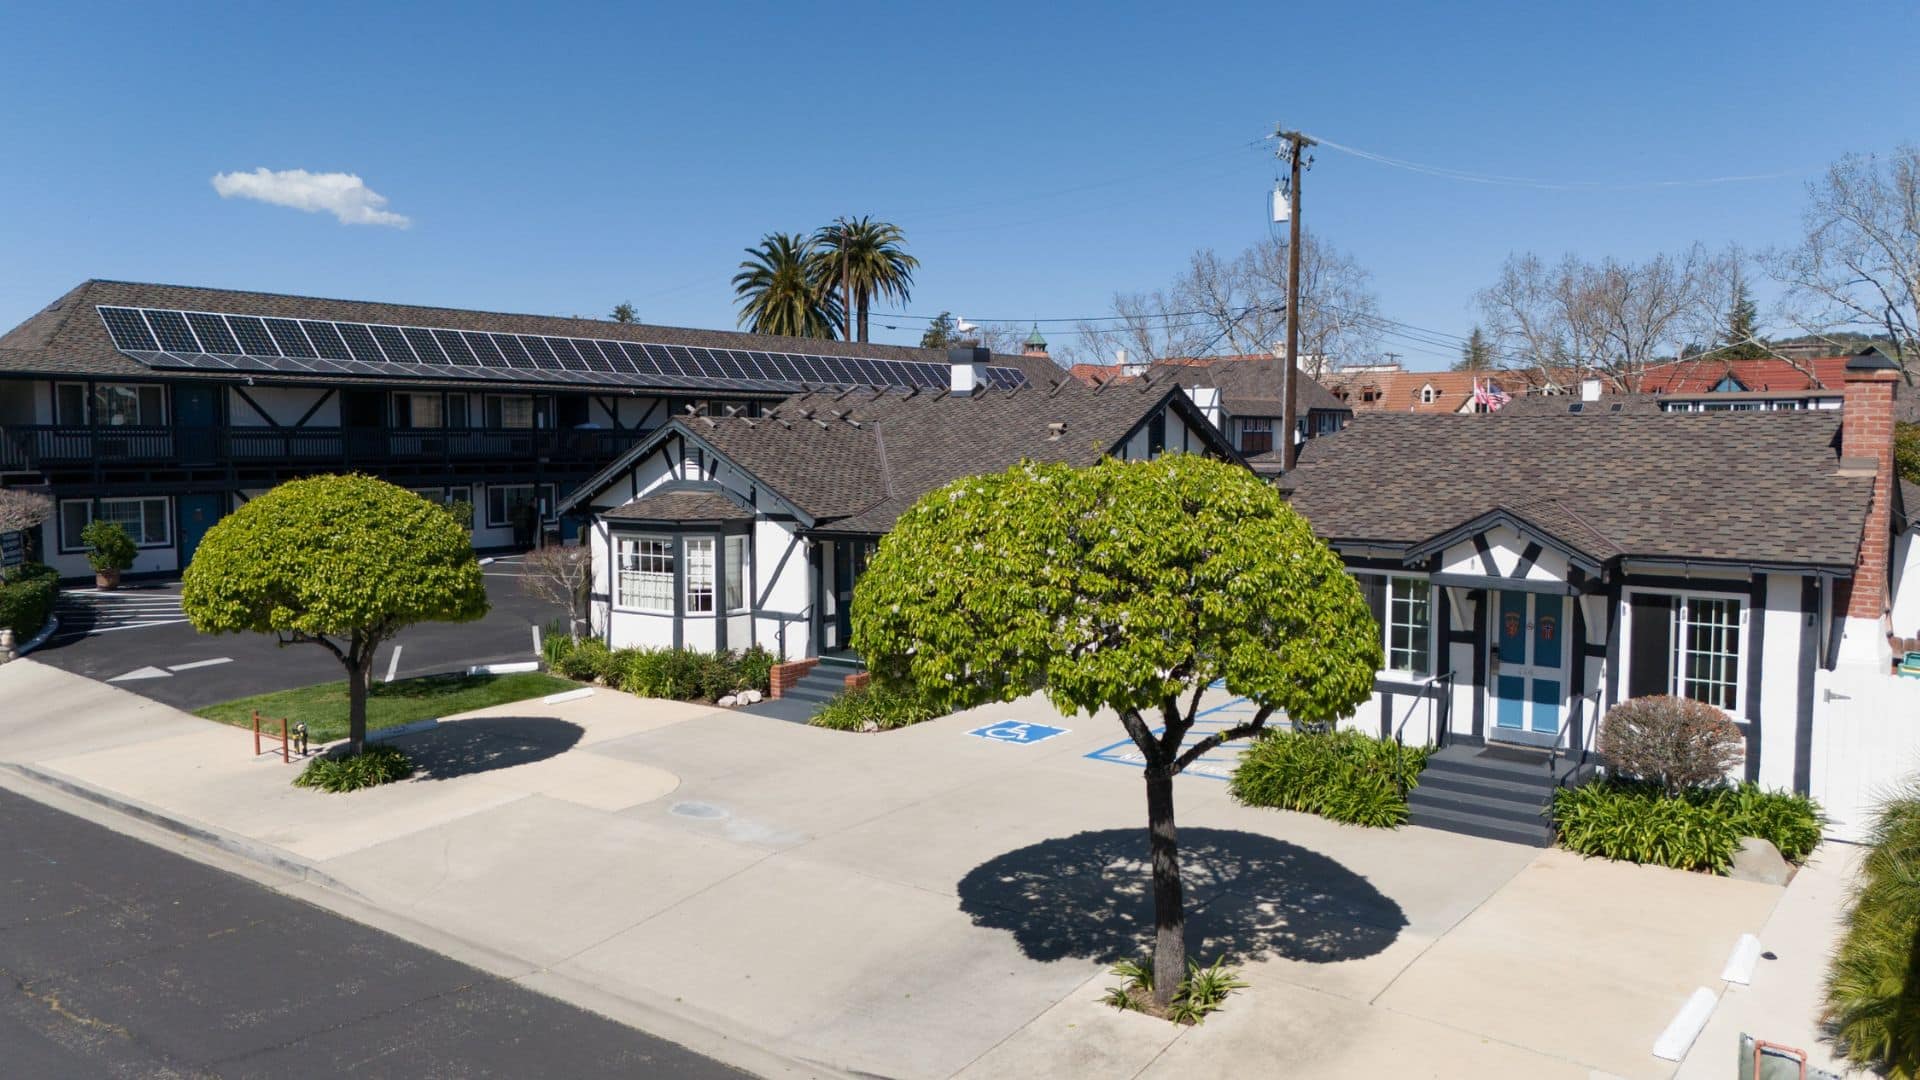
[
  {"left": 1228, "top": 729, "right": 1432, "bottom": 828},
  {"left": 0, "top": 562, "right": 58, "bottom": 639},
  {"left": 811, "top": 682, "right": 938, "bottom": 731},
  {"left": 293, "top": 746, "right": 415, "bottom": 792},
  {"left": 1550, "top": 780, "right": 1821, "bottom": 873},
  {"left": 546, "top": 636, "right": 775, "bottom": 702}
]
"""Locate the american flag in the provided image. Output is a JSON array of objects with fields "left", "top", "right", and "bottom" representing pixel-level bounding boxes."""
[{"left": 1472, "top": 378, "right": 1511, "bottom": 412}]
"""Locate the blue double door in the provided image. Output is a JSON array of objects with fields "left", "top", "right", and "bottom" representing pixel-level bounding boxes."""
[{"left": 1493, "top": 591, "right": 1566, "bottom": 744}]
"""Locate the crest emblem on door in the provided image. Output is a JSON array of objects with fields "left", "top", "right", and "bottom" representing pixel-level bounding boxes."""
[
  {"left": 1504, "top": 612, "right": 1522, "bottom": 638},
  {"left": 1538, "top": 615, "right": 1556, "bottom": 641}
]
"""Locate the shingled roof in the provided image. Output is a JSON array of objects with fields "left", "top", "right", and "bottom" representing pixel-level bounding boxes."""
[
  {"left": 0, "top": 279, "right": 1064, "bottom": 389},
  {"left": 564, "top": 378, "right": 1238, "bottom": 534},
  {"left": 1283, "top": 410, "right": 1872, "bottom": 569},
  {"left": 1147, "top": 356, "right": 1349, "bottom": 416},
  {"left": 602, "top": 486, "right": 754, "bottom": 524}
]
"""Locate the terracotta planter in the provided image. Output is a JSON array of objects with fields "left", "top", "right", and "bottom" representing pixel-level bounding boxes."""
[{"left": 94, "top": 568, "right": 121, "bottom": 590}]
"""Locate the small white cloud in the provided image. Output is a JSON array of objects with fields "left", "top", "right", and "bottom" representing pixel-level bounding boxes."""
[{"left": 210, "top": 168, "right": 411, "bottom": 228}]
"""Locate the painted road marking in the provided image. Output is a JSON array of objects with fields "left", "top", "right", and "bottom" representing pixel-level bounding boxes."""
[
  {"left": 531, "top": 624, "right": 542, "bottom": 656},
  {"left": 967, "top": 721, "right": 1070, "bottom": 745},
  {"left": 168, "top": 658, "right": 233, "bottom": 672},
  {"left": 108, "top": 666, "right": 172, "bottom": 682},
  {"left": 52, "top": 588, "right": 189, "bottom": 640},
  {"left": 1084, "top": 694, "right": 1274, "bottom": 781},
  {"left": 383, "top": 645, "right": 403, "bottom": 683}
]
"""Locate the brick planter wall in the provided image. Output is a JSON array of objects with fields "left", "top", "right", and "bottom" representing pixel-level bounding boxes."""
[
  {"left": 769, "top": 658, "right": 819, "bottom": 699},
  {"left": 843, "top": 671, "right": 871, "bottom": 692}
]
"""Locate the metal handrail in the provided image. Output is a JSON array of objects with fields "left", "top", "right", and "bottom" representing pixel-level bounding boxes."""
[
  {"left": 1547, "top": 684, "right": 1604, "bottom": 782},
  {"left": 1393, "top": 669, "right": 1454, "bottom": 748}
]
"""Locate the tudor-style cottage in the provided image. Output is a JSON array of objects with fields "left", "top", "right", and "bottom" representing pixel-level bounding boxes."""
[
  {"left": 1276, "top": 348, "right": 1916, "bottom": 841},
  {"left": 0, "top": 280, "right": 1054, "bottom": 580},
  {"left": 557, "top": 349, "right": 1239, "bottom": 661}
]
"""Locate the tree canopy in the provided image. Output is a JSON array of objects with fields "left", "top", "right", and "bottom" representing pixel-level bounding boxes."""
[
  {"left": 813, "top": 217, "right": 917, "bottom": 343},
  {"left": 732, "top": 232, "right": 842, "bottom": 339},
  {"left": 852, "top": 454, "right": 1380, "bottom": 1002},
  {"left": 182, "top": 474, "right": 489, "bottom": 754}
]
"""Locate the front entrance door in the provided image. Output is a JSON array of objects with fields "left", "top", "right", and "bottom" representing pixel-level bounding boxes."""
[
  {"left": 1492, "top": 590, "right": 1565, "bottom": 745},
  {"left": 174, "top": 385, "right": 219, "bottom": 464},
  {"left": 176, "top": 493, "right": 225, "bottom": 569},
  {"left": 830, "top": 540, "right": 872, "bottom": 651}
]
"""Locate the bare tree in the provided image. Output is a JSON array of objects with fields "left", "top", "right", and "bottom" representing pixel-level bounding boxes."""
[
  {"left": 0, "top": 489, "right": 52, "bottom": 536},
  {"left": 1054, "top": 231, "right": 1380, "bottom": 377},
  {"left": 520, "top": 544, "right": 593, "bottom": 642},
  {"left": 1478, "top": 244, "right": 1725, "bottom": 391},
  {"left": 1765, "top": 144, "right": 1919, "bottom": 375}
]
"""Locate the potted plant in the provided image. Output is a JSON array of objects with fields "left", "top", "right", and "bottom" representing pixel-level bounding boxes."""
[{"left": 80, "top": 519, "right": 136, "bottom": 590}]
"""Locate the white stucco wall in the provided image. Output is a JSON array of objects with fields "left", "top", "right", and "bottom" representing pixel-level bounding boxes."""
[
  {"left": 227, "top": 386, "right": 337, "bottom": 426},
  {"left": 1438, "top": 524, "right": 1570, "bottom": 587},
  {"left": 1755, "top": 573, "right": 1807, "bottom": 791},
  {"left": 1891, "top": 529, "right": 1920, "bottom": 639}
]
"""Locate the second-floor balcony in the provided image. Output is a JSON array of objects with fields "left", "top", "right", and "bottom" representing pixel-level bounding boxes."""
[{"left": 0, "top": 424, "right": 654, "bottom": 474}]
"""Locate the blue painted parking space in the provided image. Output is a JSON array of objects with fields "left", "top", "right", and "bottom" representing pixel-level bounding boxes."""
[
  {"left": 967, "top": 720, "right": 1070, "bottom": 746},
  {"left": 1084, "top": 694, "right": 1278, "bottom": 780}
]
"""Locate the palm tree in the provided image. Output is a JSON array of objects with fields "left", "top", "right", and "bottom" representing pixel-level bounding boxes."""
[
  {"left": 813, "top": 217, "right": 918, "bottom": 343},
  {"left": 732, "top": 233, "right": 842, "bottom": 339}
]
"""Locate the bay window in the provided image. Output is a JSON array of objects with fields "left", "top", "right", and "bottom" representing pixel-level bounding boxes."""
[
  {"left": 616, "top": 535, "right": 674, "bottom": 612},
  {"left": 685, "top": 537, "right": 715, "bottom": 613}
]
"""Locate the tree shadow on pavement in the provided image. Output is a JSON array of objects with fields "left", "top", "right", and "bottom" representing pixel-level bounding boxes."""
[
  {"left": 956, "top": 827, "right": 1406, "bottom": 965},
  {"left": 400, "top": 717, "right": 584, "bottom": 781}
]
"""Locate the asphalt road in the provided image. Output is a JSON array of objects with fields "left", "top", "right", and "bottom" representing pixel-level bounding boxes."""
[
  {"left": 0, "top": 786, "right": 745, "bottom": 1078},
  {"left": 29, "top": 557, "right": 567, "bottom": 711}
]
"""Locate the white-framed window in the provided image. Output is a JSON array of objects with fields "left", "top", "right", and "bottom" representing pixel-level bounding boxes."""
[
  {"left": 1355, "top": 572, "right": 1432, "bottom": 676},
  {"left": 685, "top": 537, "right": 716, "bottom": 614},
  {"left": 54, "top": 382, "right": 166, "bottom": 427},
  {"left": 485, "top": 394, "right": 536, "bottom": 429},
  {"left": 615, "top": 535, "right": 674, "bottom": 612},
  {"left": 725, "top": 534, "right": 748, "bottom": 612},
  {"left": 485, "top": 483, "right": 554, "bottom": 528},
  {"left": 1419, "top": 384, "right": 1437, "bottom": 405},
  {"left": 1625, "top": 590, "right": 1745, "bottom": 712},
  {"left": 1238, "top": 417, "right": 1274, "bottom": 455},
  {"left": 393, "top": 392, "right": 442, "bottom": 429},
  {"left": 58, "top": 496, "right": 171, "bottom": 551}
]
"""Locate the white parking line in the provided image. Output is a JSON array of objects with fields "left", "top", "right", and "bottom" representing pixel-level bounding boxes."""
[
  {"left": 384, "top": 645, "right": 403, "bottom": 683},
  {"left": 168, "top": 657, "right": 233, "bottom": 672},
  {"left": 531, "top": 624, "right": 542, "bottom": 656}
]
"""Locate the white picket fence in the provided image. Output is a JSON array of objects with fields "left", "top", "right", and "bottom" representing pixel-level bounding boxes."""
[{"left": 1809, "top": 666, "right": 1920, "bottom": 842}]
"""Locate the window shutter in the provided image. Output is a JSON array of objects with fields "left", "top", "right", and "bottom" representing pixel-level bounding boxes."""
[
  {"left": 1627, "top": 593, "right": 1673, "bottom": 699},
  {"left": 1358, "top": 574, "right": 1386, "bottom": 632}
]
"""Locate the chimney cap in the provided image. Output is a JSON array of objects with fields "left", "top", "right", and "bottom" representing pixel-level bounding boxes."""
[
  {"left": 947, "top": 345, "right": 990, "bottom": 366},
  {"left": 1846, "top": 345, "right": 1901, "bottom": 372}
]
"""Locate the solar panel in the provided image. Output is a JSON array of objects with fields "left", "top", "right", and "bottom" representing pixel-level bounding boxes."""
[
  {"left": 97, "top": 305, "right": 1031, "bottom": 395},
  {"left": 263, "top": 318, "right": 316, "bottom": 358},
  {"left": 99, "top": 307, "right": 159, "bottom": 351}
]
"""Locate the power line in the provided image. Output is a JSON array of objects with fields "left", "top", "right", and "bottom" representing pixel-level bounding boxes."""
[{"left": 1307, "top": 134, "right": 1808, "bottom": 192}]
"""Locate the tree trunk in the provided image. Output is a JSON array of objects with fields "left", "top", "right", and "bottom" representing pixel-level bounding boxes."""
[
  {"left": 1145, "top": 767, "right": 1186, "bottom": 1007},
  {"left": 346, "top": 647, "right": 371, "bottom": 757},
  {"left": 858, "top": 296, "right": 870, "bottom": 343}
]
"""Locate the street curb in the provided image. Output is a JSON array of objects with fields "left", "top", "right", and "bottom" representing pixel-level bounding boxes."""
[
  {"left": 0, "top": 761, "right": 362, "bottom": 899},
  {"left": 15, "top": 613, "right": 60, "bottom": 657}
]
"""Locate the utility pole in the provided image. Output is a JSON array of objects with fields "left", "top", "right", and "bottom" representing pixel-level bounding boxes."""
[{"left": 1276, "top": 127, "right": 1314, "bottom": 470}]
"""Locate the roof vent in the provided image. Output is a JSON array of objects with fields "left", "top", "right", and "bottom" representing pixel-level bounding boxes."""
[{"left": 1046, "top": 421, "right": 1067, "bottom": 441}]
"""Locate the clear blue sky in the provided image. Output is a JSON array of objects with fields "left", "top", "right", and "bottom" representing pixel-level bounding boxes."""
[{"left": 2, "top": 1, "right": 1912, "bottom": 370}]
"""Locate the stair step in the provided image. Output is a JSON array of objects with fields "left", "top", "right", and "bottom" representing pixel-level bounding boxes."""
[
  {"left": 1417, "top": 771, "right": 1560, "bottom": 807},
  {"left": 1409, "top": 788, "right": 1552, "bottom": 826},
  {"left": 1424, "top": 753, "right": 1561, "bottom": 788},
  {"left": 1408, "top": 804, "right": 1554, "bottom": 848}
]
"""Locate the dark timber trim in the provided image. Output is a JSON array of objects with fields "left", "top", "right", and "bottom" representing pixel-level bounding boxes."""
[
  {"left": 1569, "top": 597, "right": 1588, "bottom": 757},
  {"left": 1379, "top": 691, "right": 1394, "bottom": 738},
  {"left": 231, "top": 385, "right": 278, "bottom": 426},
  {"left": 294, "top": 388, "right": 336, "bottom": 427},
  {"left": 1795, "top": 576, "right": 1818, "bottom": 795},
  {"left": 1744, "top": 575, "right": 1767, "bottom": 783},
  {"left": 1513, "top": 541, "right": 1543, "bottom": 579},
  {"left": 1471, "top": 592, "right": 1487, "bottom": 738},
  {"left": 1472, "top": 534, "right": 1500, "bottom": 577}
]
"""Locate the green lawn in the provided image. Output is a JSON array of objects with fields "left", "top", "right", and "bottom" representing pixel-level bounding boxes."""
[{"left": 194, "top": 672, "right": 581, "bottom": 744}]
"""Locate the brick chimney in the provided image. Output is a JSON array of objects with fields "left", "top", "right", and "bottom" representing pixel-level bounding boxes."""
[{"left": 1837, "top": 346, "right": 1901, "bottom": 667}]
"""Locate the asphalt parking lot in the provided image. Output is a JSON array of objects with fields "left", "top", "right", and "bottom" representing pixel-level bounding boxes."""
[{"left": 27, "top": 556, "right": 565, "bottom": 711}]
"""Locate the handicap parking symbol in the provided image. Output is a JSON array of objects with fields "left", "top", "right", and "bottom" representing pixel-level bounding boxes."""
[{"left": 967, "top": 720, "right": 1069, "bottom": 746}]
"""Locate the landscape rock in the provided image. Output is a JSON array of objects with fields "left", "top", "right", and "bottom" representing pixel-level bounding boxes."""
[
  {"left": 742, "top": 689, "right": 762, "bottom": 704},
  {"left": 1728, "top": 836, "right": 1792, "bottom": 885},
  {"left": 717, "top": 694, "right": 738, "bottom": 708},
  {"left": 860, "top": 720, "right": 879, "bottom": 733}
]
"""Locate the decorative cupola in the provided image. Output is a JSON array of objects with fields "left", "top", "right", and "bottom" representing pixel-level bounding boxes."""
[{"left": 1023, "top": 324, "right": 1049, "bottom": 358}]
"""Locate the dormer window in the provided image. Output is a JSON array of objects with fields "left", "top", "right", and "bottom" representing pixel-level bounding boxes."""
[
  {"left": 1712, "top": 374, "right": 1747, "bottom": 393},
  {"left": 1419, "top": 384, "right": 1437, "bottom": 404}
]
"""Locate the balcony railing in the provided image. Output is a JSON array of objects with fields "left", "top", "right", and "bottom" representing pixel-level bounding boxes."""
[{"left": 0, "top": 424, "right": 653, "bottom": 473}]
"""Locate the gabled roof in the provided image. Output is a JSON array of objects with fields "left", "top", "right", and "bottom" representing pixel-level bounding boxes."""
[
  {"left": 1400, "top": 498, "right": 1621, "bottom": 573},
  {"left": 1285, "top": 410, "right": 1873, "bottom": 569},
  {"left": 0, "top": 279, "right": 1063, "bottom": 390},
  {"left": 602, "top": 485, "right": 754, "bottom": 524},
  {"left": 1148, "top": 356, "right": 1349, "bottom": 416},
  {"left": 562, "top": 379, "right": 1239, "bottom": 534}
]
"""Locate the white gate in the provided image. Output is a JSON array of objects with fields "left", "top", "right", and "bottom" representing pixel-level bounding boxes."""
[{"left": 1810, "top": 666, "right": 1920, "bottom": 842}]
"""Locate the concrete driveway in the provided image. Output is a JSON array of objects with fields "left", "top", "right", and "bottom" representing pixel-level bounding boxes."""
[
  {"left": 28, "top": 555, "right": 564, "bottom": 710},
  {"left": 0, "top": 660, "right": 1797, "bottom": 1079}
]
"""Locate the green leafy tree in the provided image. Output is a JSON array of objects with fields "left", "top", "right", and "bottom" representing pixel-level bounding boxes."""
[
  {"left": 181, "top": 475, "right": 489, "bottom": 755},
  {"left": 852, "top": 455, "right": 1380, "bottom": 1004},
  {"left": 609, "top": 302, "right": 638, "bottom": 324},
  {"left": 1453, "top": 325, "right": 1496, "bottom": 371},
  {"left": 814, "top": 217, "right": 918, "bottom": 342},
  {"left": 919, "top": 311, "right": 959, "bottom": 350},
  {"left": 732, "top": 232, "right": 842, "bottom": 339},
  {"left": 1896, "top": 423, "right": 1920, "bottom": 486}
]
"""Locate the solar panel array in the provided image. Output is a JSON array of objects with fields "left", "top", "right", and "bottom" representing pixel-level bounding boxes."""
[{"left": 96, "top": 306, "right": 1029, "bottom": 394}]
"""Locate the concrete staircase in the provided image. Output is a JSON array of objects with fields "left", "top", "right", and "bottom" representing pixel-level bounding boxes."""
[
  {"left": 738, "top": 655, "right": 863, "bottom": 724},
  {"left": 1408, "top": 743, "right": 1592, "bottom": 847}
]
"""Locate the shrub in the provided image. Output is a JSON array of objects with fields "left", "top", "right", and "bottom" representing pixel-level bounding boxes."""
[
  {"left": 733, "top": 645, "right": 775, "bottom": 695},
  {"left": 1552, "top": 780, "right": 1739, "bottom": 872},
  {"left": 811, "top": 681, "right": 938, "bottom": 731},
  {"left": 1228, "top": 729, "right": 1431, "bottom": 828},
  {"left": 80, "top": 518, "right": 137, "bottom": 574},
  {"left": 0, "top": 564, "right": 57, "bottom": 638},
  {"left": 1825, "top": 782, "right": 1920, "bottom": 1076},
  {"left": 1102, "top": 956, "right": 1247, "bottom": 1025},
  {"left": 551, "top": 638, "right": 613, "bottom": 682},
  {"left": 541, "top": 619, "right": 574, "bottom": 666},
  {"left": 1693, "top": 783, "right": 1823, "bottom": 863},
  {"left": 293, "top": 746, "right": 415, "bottom": 792},
  {"left": 1598, "top": 695, "right": 1744, "bottom": 796}
]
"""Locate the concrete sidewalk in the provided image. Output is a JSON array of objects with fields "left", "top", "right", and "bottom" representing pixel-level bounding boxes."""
[{"left": 0, "top": 658, "right": 1811, "bottom": 1078}]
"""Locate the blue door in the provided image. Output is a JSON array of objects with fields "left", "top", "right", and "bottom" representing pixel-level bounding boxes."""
[
  {"left": 174, "top": 385, "right": 219, "bottom": 464},
  {"left": 176, "top": 493, "right": 224, "bottom": 569},
  {"left": 1493, "top": 591, "right": 1565, "bottom": 743}
]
